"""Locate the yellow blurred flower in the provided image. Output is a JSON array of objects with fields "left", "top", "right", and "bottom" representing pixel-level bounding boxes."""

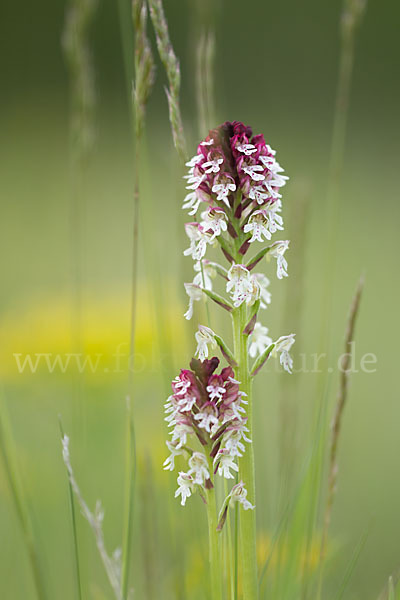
[{"left": 0, "top": 285, "right": 188, "bottom": 380}]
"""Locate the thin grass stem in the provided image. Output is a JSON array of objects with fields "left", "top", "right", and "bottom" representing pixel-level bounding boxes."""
[
  {"left": 59, "top": 417, "right": 83, "bottom": 600},
  {"left": 121, "top": 397, "right": 136, "bottom": 600},
  {"left": 300, "top": 374, "right": 333, "bottom": 600},
  {"left": 120, "top": 2, "right": 155, "bottom": 597},
  {"left": 317, "top": 275, "right": 364, "bottom": 598},
  {"left": 62, "top": 0, "right": 97, "bottom": 444},
  {"left": 61, "top": 434, "right": 122, "bottom": 599},
  {"left": 0, "top": 396, "right": 47, "bottom": 600},
  {"left": 148, "top": 0, "right": 187, "bottom": 163},
  {"left": 333, "top": 524, "right": 370, "bottom": 600},
  {"left": 319, "top": 0, "right": 367, "bottom": 357}
]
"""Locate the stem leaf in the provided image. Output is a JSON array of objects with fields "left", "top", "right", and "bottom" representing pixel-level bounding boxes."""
[{"left": 250, "top": 343, "right": 275, "bottom": 377}]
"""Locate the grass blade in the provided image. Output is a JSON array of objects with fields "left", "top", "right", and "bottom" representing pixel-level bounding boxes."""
[
  {"left": 388, "top": 577, "right": 396, "bottom": 600},
  {"left": 0, "top": 395, "right": 47, "bottom": 600},
  {"left": 121, "top": 397, "right": 136, "bottom": 600},
  {"left": 59, "top": 416, "right": 83, "bottom": 600},
  {"left": 334, "top": 524, "right": 370, "bottom": 600},
  {"left": 121, "top": 2, "right": 155, "bottom": 597}
]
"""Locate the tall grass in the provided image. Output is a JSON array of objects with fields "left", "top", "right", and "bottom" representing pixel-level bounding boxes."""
[
  {"left": 148, "top": 0, "right": 187, "bottom": 163},
  {"left": 319, "top": 0, "right": 367, "bottom": 356},
  {"left": 0, "top": 395, "right": 47, "bottom": 600},
  {"left": 119, "top": 1, "right": 155, "bottom": 597},
  {"left": 62, "top": 0, "right": 97, "bottom": 364}
]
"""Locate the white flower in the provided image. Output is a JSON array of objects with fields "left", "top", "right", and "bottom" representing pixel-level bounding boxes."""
[
  {"left": 201, "top": 207, "right": 228, "bottom": 239},
  {"left": 170, "top": 421, "right": 193, "bottom": 448},
  {"left": 193, "top": 403, "right": 219, "bottom": 433},
  {"left": 244, "top": 206, "right": 284, "bottom": 243},
  {"left": 248, "top": 185, "right": 270, "bottom": 204},
  {"left": 259, "top": 146, "right": 289, "bottom": 187},
  {"left": 221, "top": 429, "right": 247, "bottom": 457},
  {"left": 185, "top": 154, "right": 202, "bottom": 168},
  {"left": 183, "top": 223, "right": 213, "bottom": 262},
  {"left": 263, "top": 180, "right": 282, "bottom": 200},
  {"left": 212, "top": 174, "right": 236, "bottom": 206},
  {"left": 242, "top": 164, "right": 265, "bottom": 182},
  {"left": 265, "top": 144, "right": 276, "bottom": 156},
  {"left": 252, "top": 273, "right": 271, "bottom": 309},
  {"left": 184, "top": 172, "right": 206, "bottom": 190},
  {"left": 184, "top": 283, "right": 204, "bottom": 320},
  {"left": 244, "top": 210, "right": 272, "bottom": 242},
  {"left": 188, "top": 452, "right": 210, "bottom": 485},
  {"left": 206, "top": 382, "right": 226, "bottom": 402},
  {"left": 164, "top": 396, "right": 178, "bottom": 425},
  {"left": 229, "top": 481, "right": 255, "bottom": 510},
  {"left": 214, "top": 449, "right": 239, "bottom": 479},
  {"left": 175, "top": 472, "right": 194, "bottom": 506},
  {"left": 192, "top": 260, "right": 216, "bottom": 290},
  {"left": 202, "top": 154, "right": 224, "bottom": 174},
  {"left": 263, "top": 167, "right": 289, "bottom": 198},
  {"left": 182, "top": 191, "right": 202, "bottom": 216},
  {"left": 173, "top": 376, "right": 191, "bottom": 397},
  {"left": 269, "top": 160, "right": 285, "bottom": 175},
  {"left": 259, "top": 154, "right": 276, "bottom": 169},
  {"left": 163, "top": 440, "right": 186, "bottom": 471},
  {"left": 200, "top": 138, "right": 214, "bottom": 146},
  {"left": 273, "top": 333, "right": 296, "bottom": 373},
  {"left": 226, "top": 264, "right": 259, "bottom": 307},
  {"left": 248, "top": 323, "right": 273, "bottom": 358},
  {"left": 266, "top": 205, "right": 284, "bottom": 234},
  {"left": 271, "top": 172, "right": 289, "bottom": 187},
  {"left": 195, "top": 325, "right": 217, "bottom": 361},
  {"left": 268, "top": 240, "right": 289, "bottom": 279},
  {"left": 176, "top": 392, "right": 197, "bottom": 412},
  {"left": 237, "top": 143, "right": 257, "bottom": 155}
]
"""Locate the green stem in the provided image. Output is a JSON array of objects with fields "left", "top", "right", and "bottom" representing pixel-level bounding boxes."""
[
  {"left": 234, "top": 501, "right": 239, "bottom": 600},
  {"left": 206, "top": 487, "right": 223, "bottom": 600},
  {"left": 224, "top": 478, "right": 235, "bottom": 599},
  {"left": 232, "top": 305, "right": 258, "bottom": 600},
  {"left": 121, "top": 398, "right": 136, "bottom": 599}
]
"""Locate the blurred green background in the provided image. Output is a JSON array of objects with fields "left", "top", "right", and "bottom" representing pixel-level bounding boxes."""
[{"left": 1, "top": 0, "right": 400, "bottom": 598}]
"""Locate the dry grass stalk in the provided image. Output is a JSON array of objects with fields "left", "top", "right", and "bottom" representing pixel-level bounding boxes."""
[
  {"left": 62, "top": 0, "right": 97, "bottom": 164},
  {"left": 319, "top": 0, "right": 367, "bottom": 351},
  {"left": 196, "top": 30, "right": 216, "bottom": 137},
  {"left": 133, "top": 0, "right": 156, "bottom": 139},
  {"left": 148, "top": 0, "right": 187, "bottom": 163},
  {"left": 61, "top": 434, "right": 124, "bottom": 600},
  {"left": 320, "top": 274, "right": 365, "bottom": 561}
]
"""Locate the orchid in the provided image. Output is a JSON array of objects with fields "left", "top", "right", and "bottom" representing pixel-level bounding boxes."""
[{"left": 165, "top": 121, "right": 294, "bottom": 600}]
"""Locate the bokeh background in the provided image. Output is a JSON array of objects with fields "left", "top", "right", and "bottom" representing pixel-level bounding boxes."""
[{"left": 1, "top": 0, "right": 400, "bottom": 598}]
